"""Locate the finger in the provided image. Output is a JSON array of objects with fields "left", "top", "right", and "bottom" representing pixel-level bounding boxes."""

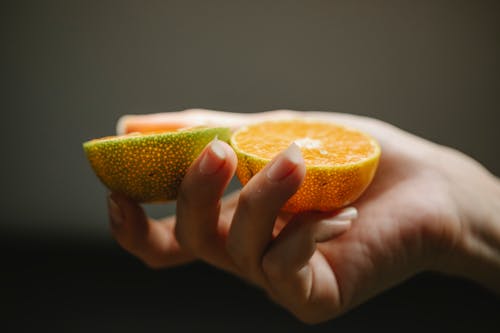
[
  {"left": 226, "top": 143, "right": 306, "bottom": 284},
  {"left": 175, "top": 138, "right": 238, "bottom": 271},
  {"left": 108, "top": 192, "right": 194, "bottom": 268},
  {"left": 117, "top": 109, "right": 248, "bottom": 134},
  {"left": 266, "top": 207, "right": 357, "bottom": 274},
  {"left": 116, "top": 109, "right": 301, "bottom": 135},
  {"left": 262, "top": 207, "right": 357, "bottom": 322}
]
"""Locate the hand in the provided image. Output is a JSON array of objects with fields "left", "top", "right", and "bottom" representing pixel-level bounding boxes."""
[{"left": 107, "top": 109, "right": 500, "bottom": 323}]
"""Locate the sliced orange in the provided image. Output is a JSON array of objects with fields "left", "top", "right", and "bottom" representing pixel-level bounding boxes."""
[
  {"left": 83, "top": 127, "right": 231, "bottom": 202},
  {"left": 230, "top": 120, "right": 380, "bottom": 212}
]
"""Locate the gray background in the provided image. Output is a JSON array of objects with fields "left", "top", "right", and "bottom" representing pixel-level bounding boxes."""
[
  {"left": 2, "top": 0, "right": 499, "bottom": 239},
  {"left": 1, "top": 1, "right": 499, "bottom": 331}
]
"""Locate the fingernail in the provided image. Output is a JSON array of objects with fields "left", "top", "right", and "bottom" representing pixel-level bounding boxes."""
[
  {"left": 108, "top": 195, "right": 124, "bottom": 227},
  {"left": 199, "top": 137, "right": 226, "bottom": 175},
  {"left": 266, "top": 143, "right": 303, "bottom": 182},
  {"left": 333, "top": 207, "right": 358, "bottom": 221},
  {"left": 316, "top": 219, "right": 351, "bottom": 242}
]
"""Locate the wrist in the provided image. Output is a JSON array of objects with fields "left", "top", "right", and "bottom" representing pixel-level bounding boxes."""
[{"left": 444, "top": 175, "right": 500, "bottom": 292}]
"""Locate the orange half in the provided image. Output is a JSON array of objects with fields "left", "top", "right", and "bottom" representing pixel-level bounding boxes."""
[{"left": 230, "top": 119, "right": 381, "bottom": 213}]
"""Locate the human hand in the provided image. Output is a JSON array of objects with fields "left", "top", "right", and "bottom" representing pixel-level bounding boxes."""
[{"left": 107, "top": 109, "right": 500, "bottom": 323}]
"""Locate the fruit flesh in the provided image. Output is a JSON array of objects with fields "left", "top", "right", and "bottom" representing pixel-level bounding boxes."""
[
  {"left": 230, "top": 120, "right": 380, "bottom": 213},
  {"left": 84, "top": 127, "right": 231, "bottom": 202}
]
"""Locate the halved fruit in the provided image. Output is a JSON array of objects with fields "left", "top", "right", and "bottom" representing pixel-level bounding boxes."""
[
  {"left": 83, "top": 127, "right": 231, "bottom": 202},
  {"left": 230, "top": 120, "right": 381, "bottom": 213}
]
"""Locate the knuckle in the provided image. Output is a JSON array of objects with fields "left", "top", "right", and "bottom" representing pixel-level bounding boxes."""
[
  {"left": 178, "top": 173, "right": 210, "bottom": 210},
  {"left": 226, "top": 239, "right": 257, "bottom": 274},
  {"left": 114, "top": 232, "right": 140, "bottom": 255},
  {"left": 187, "top": 238, "right": 206, "bottom": 255},
  {"left": 261, "top": 254, "right": 287, "bottom": 281},
  {"left": 237, "top": 189, "right": 259, "bottom": 213},
  {"left": 224, "top": 235, "right": 237, "bottom": 254},
  {"left": 226, "top": 237, "right": 246, "bottom": 263},
  {"left": 174, "top": 224, "right": 206, "bottom": 255},
  {"left": 177, "top": 181, "right": 193, "bottom": 205},
  {"left": 174, "top": 224, "right": 192, "bottom": 249}
]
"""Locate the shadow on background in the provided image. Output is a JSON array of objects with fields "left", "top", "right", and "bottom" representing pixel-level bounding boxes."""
[{"left": 1, "top": 0, "right": 499, "bottom": 331}]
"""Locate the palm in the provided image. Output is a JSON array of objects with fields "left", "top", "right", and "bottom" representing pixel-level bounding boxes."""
[{"left": 311, "top": 122, "right": 459, "bottom": 314}]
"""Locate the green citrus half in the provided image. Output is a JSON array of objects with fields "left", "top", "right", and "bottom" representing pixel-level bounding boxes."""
[{"left": 83, "top": 127, "right": 231, "bottom": 202}]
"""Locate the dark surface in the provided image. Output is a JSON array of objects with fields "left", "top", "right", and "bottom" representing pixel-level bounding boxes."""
[
  {"left": 1, "top": 0, "right": 500, "bottom": 331},
  {"left": 2, "top": 234, "right": 500, "bottom": 333}
]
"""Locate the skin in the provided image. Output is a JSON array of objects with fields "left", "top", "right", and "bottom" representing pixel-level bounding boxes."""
[{"left": 107, "top": 110, "right": 500, "bottom": 324}]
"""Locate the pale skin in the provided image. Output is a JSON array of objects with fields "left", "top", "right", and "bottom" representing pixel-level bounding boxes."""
[{"left": 107, "top": 109, "right": 500, "bottom": 323}]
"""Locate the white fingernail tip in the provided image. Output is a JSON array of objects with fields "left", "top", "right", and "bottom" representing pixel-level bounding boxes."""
[
  {"left": 199, "top": 137, "right": 226, "bottom": 175},
  {"left": 333, "top": 206, "right": 358, "bottom": 221},
  {"left": 210, "top": 136, "right": 226, "bottom": 160},
  {"left": 284, "top": 142, "right": 303, "bottom": 165},
  {"left": 316, "top": 219, "right": 351, "bottom": 242},
  {"left": 266, "top": 143, "right": 303, "bottom": 181}
]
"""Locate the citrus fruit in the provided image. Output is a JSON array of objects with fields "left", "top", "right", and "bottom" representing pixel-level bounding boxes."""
[
  {"left": 230, "top": 120, "right": 381, "bottom": 213},
  {"left": 83, "top": 127, "right": 231, "bottom": 202}
]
